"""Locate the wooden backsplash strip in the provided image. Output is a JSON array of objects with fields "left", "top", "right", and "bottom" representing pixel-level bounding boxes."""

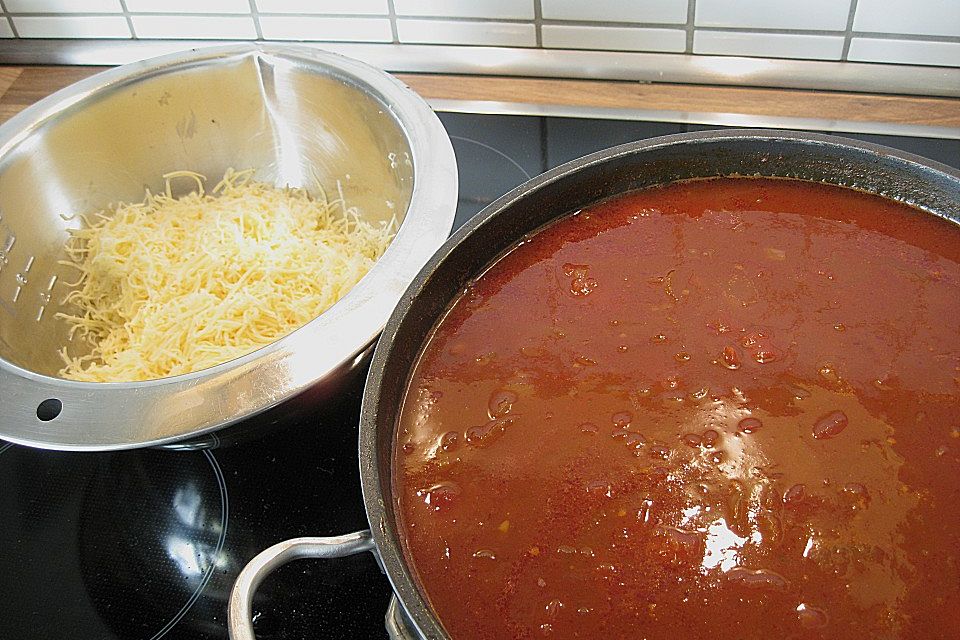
[
  {"left": 0, "top": 66, "right": 957, "bottom": 129},
  {"left": 396, "top": 74, "right": 960, "bottom": 128}
]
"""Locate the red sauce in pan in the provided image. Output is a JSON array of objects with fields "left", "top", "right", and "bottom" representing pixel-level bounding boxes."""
[{"left": 394, "top": 178, "right": 960, "bottom": 639}]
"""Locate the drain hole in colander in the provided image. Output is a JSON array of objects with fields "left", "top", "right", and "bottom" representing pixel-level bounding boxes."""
[{"left": 37, "top": 399, "right": 62, "bottom": 421}]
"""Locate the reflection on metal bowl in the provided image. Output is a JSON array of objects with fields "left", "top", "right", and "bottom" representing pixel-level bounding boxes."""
[{"left": 0, "top": 44, "right": 457, "bottom": 451}]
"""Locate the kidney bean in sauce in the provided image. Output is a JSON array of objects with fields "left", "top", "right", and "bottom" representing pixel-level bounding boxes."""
[{"left": 394, "top": 178, "right": 960, "bottom": 640}]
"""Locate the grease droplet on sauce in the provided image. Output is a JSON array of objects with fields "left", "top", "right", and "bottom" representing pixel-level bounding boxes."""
[
  {"left": 813, "top": 410, "right": 848, "bottom": 439},
  {"left": 738, "top": 417, "right": 762, "bottom": 433}
]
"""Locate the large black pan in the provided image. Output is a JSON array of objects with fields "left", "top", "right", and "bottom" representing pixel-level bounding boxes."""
[{"left": 228, "top": 130, "right": 960, "bottom": 639}]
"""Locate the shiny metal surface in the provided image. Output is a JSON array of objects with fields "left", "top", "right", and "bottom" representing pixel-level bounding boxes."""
[
  {"left": 385, "top": 596, "right": 420, "bottom": 640},
  {"left": 0, "top": 44, "right": 457, "bottom": 450},
  {"left": 227, "top": 530, "right": 376, "bottom": 640},
  {"left": 1, "top": 40, "right": 959, "bottom": 98}
]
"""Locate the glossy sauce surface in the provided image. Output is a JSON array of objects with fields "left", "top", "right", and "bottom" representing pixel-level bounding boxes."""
[{"left": 394, "top": 178, "right": 960, "bottom": 639}]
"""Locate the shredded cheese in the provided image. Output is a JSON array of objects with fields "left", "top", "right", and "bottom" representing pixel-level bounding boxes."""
[{"left": 56, "top": 168, "right": 395, "bottom": 382}]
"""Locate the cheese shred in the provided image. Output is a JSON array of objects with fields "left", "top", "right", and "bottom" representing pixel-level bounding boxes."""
[{"left": 56, "top": 168, "right": 396, "bottom": 382}]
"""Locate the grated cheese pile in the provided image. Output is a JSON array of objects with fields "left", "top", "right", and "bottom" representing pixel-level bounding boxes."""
[{"left": 56, "top": 168, "right": 395, "bottom": 382}]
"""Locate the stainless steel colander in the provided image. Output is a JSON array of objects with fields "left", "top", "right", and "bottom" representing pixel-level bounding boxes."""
[{"left": 0, "top": 44, "right": 457, "bottom": 450}]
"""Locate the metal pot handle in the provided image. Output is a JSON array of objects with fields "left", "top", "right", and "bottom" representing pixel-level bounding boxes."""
[{"left": 227, "top": 530, "right": 376, "bottom": 640}]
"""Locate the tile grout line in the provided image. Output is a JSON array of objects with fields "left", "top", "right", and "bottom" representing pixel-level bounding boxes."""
[
  {"left": 0, "top": 0, "right": 19, "bottom": 38},
  {"left": 533, "top": 0, "right": 543, "bottom": 48},
  {"left": 0, "top": 10, "right": 956, "bottom": 46},
  {"left": 117, "top": 0, "right": 136, "bottom": 39},
  {"left": 247, "top": 0, "right": 264, "bottom": 41},
  {"left": 0, "top": 6, "right": 958, "bottom": 54},
  {"left": 841, "top": 0, "right": 860, "bottom": 61},
  {"left": 386, "top": 0, "right": 399, "bottom": 44}
]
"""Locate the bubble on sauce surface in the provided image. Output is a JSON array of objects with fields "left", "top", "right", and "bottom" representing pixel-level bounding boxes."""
[
  {"left": 465, "top": 416, "right": 516, "bottom": 446},
  {"left": 625, "top": 433, "right": 646, "bottom": 451},
  {"left": 417, "top": 481, "right": 462, "bottom": 512},
  {"left": 726, "top": 567, "right": 790, "bottom": 590},
  {"left": 488, "top": 389, "right": 518, "bottom": 419},
  {"left": 813, "top": 410, "right": 849, "bottom": 439},
  {"left": 562, "top": 263, "right": 597, "bottom": 296},
  {"left": 545, "top": 599, "right": 564, "bottom": 619},
  {"left": 702, "top": 430, "right": 720, "bottom": 448},
  {"left": 839, "top": 482, "right": 870, "bottom": 508},
  {"left": 612, "top": 411, "right": 633, "bottom": 428},
  {"left": 797, "top": 603, "right": 829, "bottom": 629},
  {"left": 753, "top": 349, "right": 778, "bottom": 364},
  {"left": 682, "top": 433, "right": 703, "bottom": 447},
  {"left": 579, "top": 422, "right": 599, "bottom": 434},
  {"left": 738, "top": 417, "right": 762, "bottom": 434},
  {"left": 659, "top": 525, "right": 704, "bottom": 561},
  {"left": 689, "top": 387, "right": 709, "bottom": 401},
  {"left": 719, "top": 346, "right": 741, "bottom": 369},
  {"left": 439, "top": 431, "right": 459, "bottom": 452},
  {"left": 648, "top": 442, "right": 671, "bottom": 459},
  {"left": 817, "top": 364, "right": 841, "bottom": 384},
  {"left": 783, "top": 483, "right": 806, "bottom": 506},
  {"left": 586, "top": 480, "right": 613, "bottom": 498}
]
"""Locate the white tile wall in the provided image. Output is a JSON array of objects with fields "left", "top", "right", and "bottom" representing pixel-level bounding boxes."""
[
  {"left": 255, "top": 0, "right": 389, "bottom": 14},
  {"left": 394, "top": 0, "right": 533, "bottom": 20},
  {"left": 14, "top": 15, "right": 130, "bottom": 38},
  {"left": 0, "top": 0, "right": 958, "bottom": 75},
  {"left": 849, "top": 38, "right": 960, "bottom": 67},
  {"left": 541, "top": 0, "right": 688, "bottom": 24},
  {"left": 543, "top": 25, "right": 686, "bottom": 53},
  {"left": 696, "top": 0, "right": 851, "bottom": 31},
  {"left": 126, "top": 0, "right": 250, "bottom": 13},
  {"left": 5, "top": 0, "right": 122, "bottom": 11},
  {"left": 259, "top": 16, "right": 392, "bottom": 42},
  {"left": 854, "top": 0, "right": 960, "bottom": 38},
  {"left": 132, "top": 15, "right": 257, "bottom": 39},
  {"left": 694, "top": 31, "right": 844, "bottom": 60},
  {"left": 397, "top": 19, "right": 535, "bottom": 46}
]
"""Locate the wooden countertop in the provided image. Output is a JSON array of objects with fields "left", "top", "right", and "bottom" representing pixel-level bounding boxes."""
[{"left": 0, "top": 65, "right": 958, "bottom": 130}]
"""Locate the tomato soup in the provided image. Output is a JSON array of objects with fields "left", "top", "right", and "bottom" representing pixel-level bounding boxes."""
[{"left": 394, "top": 178, "right": 960, "bottom": 639}]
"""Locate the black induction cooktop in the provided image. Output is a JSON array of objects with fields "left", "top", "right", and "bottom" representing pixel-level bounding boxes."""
[{"left": 1, "top": 113, "right": 956, "bottom": 640}]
